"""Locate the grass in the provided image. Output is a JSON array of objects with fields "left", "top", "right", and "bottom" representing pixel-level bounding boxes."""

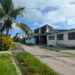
[
  {"left": 16, "top": 52, "right": 58, "bottom": 75},
  {"left": 0, "top": 54, "right": 18, "bottom": 75},
  {"left": 11, "top": 43, "right": 18, "bottom": 50},
  {"left": 62, "top": 52, "right": 75, "bottom": 56}
]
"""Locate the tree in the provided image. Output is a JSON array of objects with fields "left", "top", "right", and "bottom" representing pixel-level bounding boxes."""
[
  {"left": 0, "top": 8, "right": 5, "bottom": 35},
  {"left": 0, "top": 0, "right": 31, "bottom": 36},
  {"left": 0, "top": 8, "right": 5, "bottom": 18},
  {"left": 17, "top": 23, "right": 32, "bottom": 36}
]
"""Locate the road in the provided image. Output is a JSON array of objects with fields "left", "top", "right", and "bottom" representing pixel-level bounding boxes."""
[{"left": 16, "top": 43, "right": 75, "bottom": 75}]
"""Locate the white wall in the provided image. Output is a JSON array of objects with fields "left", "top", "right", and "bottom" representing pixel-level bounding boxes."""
[
  {"left": 57, "top": 30, "right": 75, "bottom": 47},
  {"left": 47, "top": 34, "right": 57, "bottom": 46},
  {"left": 47, "top": 29, "right": 75, "bottom": 47},
  {"left": 25, "top": 38, "right": 36, "bottom": 45},
  {"left": 31, "top": 38, "right": 36, "bottom": 44}
]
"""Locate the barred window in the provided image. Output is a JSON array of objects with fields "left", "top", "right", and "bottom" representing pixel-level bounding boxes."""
[
  {"left": 57, "top": 34, "right": 63, "bottom": 40},
  {"left": 68, "top": 32, "right": 75, "bottom": 40},
  {"left": 48, "top": 36, "right": 55, "bottom": 40}
]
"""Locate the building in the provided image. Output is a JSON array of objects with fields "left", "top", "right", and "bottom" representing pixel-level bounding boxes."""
[
  {"left": 47, "top": 29, "right": 75, "bottom": 47},
  {"left": 25, "top": 24, "right": 75, "bottom": 47},
  {"left": 33, "top": 24, "right": 67, "bottom": 45},
  {"left": 33, "top": 24, "right": 53, "bottom": 45}
]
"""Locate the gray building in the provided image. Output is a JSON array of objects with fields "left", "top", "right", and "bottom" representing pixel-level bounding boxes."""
[{"left": 33, "top": 24, "right": 67, "bottom": 45}]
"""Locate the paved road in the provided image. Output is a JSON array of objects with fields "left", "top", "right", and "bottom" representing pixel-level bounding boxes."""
[{"left": 16, "top": 43, "right": 75, "bottom": 75}]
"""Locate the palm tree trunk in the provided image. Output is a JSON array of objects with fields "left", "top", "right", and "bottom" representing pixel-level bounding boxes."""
[
  {"left": 6, "top": 28, "right": 9, "bottom": 36},
  {"left": 1, "top": 32, "right": 2, "bottom": 36}
]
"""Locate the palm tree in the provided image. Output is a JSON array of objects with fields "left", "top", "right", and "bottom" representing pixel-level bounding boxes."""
[
  {"left": 0, "top": 8, "right": 5, "bottom": 18},
  {"left": 0, "top": 0, "right": 31, "bottom": 36},
  {"left": 17, "top": 23, "right": 32, "bottom": 37},
  {"left": 0, "top": 8, "right": 5, "bottom": 35}
]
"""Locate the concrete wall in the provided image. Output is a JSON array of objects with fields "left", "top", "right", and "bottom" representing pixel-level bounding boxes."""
[
  {"left": 25, "top": 38, "right": 36, "bottom": 45},
  {"left": 47, "top": 34, "right": 57, "bottom": 46},
  {"left": 47, "top": 29, "right": 75, "bottom": 47}
]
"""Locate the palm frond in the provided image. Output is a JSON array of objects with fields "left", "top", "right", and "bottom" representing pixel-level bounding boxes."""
[
  {"left": 10, "top": 7, "right": 25, "bottom": 19},
  {"left": 0, "top": 0, "right": 26, "bottom": 35},
  {"left": 0, "top": 8, "right": 5, "bottom": 18},
  {"left": 16, "top": 23, "right": 32, "bottom": 34},
  {"left": 0, "top": 0, "right": 13, "bottom": 15},
  {"left": 0, "top": 19, "right": 13, "bottom": 33}
]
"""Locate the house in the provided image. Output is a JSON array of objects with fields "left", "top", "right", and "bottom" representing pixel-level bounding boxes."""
[
  {"left": 25, "top": 24, "right": 75, "bottom": 47},
  {"left": 25, "top": 24, "right": 53, "bottom": 45},
  {"left": 33, "top": 24, "right": 67, "bottom": 45},
  {"left": 33, "top": 24, "right": 53, "bottom": 45},
  {"left": 47, "top": 29, "right": 75, "bottom": 47}
]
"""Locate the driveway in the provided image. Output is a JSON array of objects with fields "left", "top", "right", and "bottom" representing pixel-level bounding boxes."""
[{"left": 16, "top": 43, "right": 75, "bottom": 75}]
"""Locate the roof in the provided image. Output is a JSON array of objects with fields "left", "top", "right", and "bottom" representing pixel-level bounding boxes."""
[
  {"left": 32, "top": 29, "right": 68, "bottom": 36},
  {"left": 34, "top": 24, "right": 53, "bottom": 31},
  {"left": 47, "top": 29, "right": 75, "bottom": 35}
]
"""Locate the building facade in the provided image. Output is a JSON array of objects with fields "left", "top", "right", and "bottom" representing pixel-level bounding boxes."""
[
  {"left": 47, "top": 29, "right": 75, "bottom": 47},
  {"left": 26, "top": 24, "right": 75, "bottom": 47},
  {"left": 33, "top": 24, "right": 53, "bottom": 45}
]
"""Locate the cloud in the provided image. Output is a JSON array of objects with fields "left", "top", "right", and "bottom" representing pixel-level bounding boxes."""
[
  {"left": 12, "top": 0, "right": 75, "bottom": 29},
  {"left": 24, "top": 9, "right": 44, "bottom": 21},
  {"left": 12, "top": 23, "right": 20, "bottom": 30},
  {"left": 67, "top": 17, "right": 75, "bottom": 28},
  {"left": 33, "top": 23, "right": 40, "bottom": 26}
]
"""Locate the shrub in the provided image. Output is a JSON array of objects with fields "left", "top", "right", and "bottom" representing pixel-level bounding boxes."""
[{"left": 0, "top": 36, "right": 13, "bottom": 51}]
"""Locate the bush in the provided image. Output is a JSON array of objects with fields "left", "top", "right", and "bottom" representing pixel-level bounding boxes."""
[{"left": 0, "top": 36, "right": 13, "bottom": 51}]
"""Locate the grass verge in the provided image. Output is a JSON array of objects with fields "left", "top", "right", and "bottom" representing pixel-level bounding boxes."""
[
  {"left": 11, "top": 43, "right": 18, "bottom": 50},
  {"left": 62, "top": 52, "right": 75, "bottom": 56},
  {"left": 0, "top": 54, "right": 18, "bottom": 75},
  {"left": 15, "top": 52, "right": 58, "bottom": 75}
]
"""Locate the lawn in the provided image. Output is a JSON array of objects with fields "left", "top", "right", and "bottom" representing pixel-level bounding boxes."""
[
  {"left": 16, "top": 52, "right": 58, "bottom": 75},
  {"left": 0, "top": 54, "right": 18, "bottom": 75}
]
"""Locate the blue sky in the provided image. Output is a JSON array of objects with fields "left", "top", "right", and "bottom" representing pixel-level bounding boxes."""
[{"left": 10, "top": 0, "right": 75, "bottom": 37}]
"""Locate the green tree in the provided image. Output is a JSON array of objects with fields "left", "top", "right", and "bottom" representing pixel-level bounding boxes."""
[
  {"left": 0, "top": 0, "right": 32, "bottom": 36},
  {"left": 17, "top": 23, "right": 32, "bottom": 37},
  {"left": 0, "top": 8, "right": 5, "bottom": 18}
]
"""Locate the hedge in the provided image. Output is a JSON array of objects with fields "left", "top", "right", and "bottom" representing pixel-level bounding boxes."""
[{"left": 0, "top": 36, "right": 13, "bottom": 51}]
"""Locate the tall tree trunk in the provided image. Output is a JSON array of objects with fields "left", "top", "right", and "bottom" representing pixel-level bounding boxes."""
[
  {"left": 1, "top": 31, "right": 2, "bottom": 36},
  {"left": 6, "top": 28, "right": 9, "bottom": 36}
]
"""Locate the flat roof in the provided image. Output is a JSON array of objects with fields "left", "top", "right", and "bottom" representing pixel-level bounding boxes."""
[{"left": 34, "top": 24, "right": 53, "bottom": 30}]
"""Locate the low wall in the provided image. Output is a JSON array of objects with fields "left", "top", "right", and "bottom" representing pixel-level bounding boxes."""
[{"left": 25, "top": 38, "right": 36, "bottom": 45}]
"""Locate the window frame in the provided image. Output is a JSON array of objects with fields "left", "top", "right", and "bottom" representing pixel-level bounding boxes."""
[
  {"left": 57, "top": 34, "right": 64, "bottom": 40},
  {"left": 68, "top": 32, "right": 75, "bottom": 40},
  {"left": 48, "top": 35, "right": 55, "bottom": 40}
]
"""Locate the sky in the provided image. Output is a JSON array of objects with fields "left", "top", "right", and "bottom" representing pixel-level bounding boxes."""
[{"left": 10, "top": 0, "right": 75, "bottom": 37}]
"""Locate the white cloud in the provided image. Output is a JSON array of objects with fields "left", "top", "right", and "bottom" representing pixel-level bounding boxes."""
[
  {"left": 12, "top": 0, "right": 75, "bottom": 29},
  {"left": 33, "top": 23, "right": 40, "bottom": 26},
  {"left": 60, "top": 4, "right": 75, "bottom": 19},
  {"left": 67, "top": 17, "right": 75, "bottom": 28},
  {"left": 12, "top": 23, "right": 20, "bottom": 30},
  {"left": 24, "top": 9, "right": 44, "bottom": 21}
]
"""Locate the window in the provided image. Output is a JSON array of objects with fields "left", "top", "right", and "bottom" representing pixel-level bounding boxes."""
[
  {"left": 68, "top": 32, "right": 75, "bottom": 40},
  {"left": 57, "top": 34, "right": 63, "bottom": 40},
  {"left": 34, "top": 29, "right": 39, "bottom": 34},
  {"left": 48, "top": 36, "right": 55, "bottom": 40},
  {"left": 41, "top": 26, "right": 46, "bottom": 33}
]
